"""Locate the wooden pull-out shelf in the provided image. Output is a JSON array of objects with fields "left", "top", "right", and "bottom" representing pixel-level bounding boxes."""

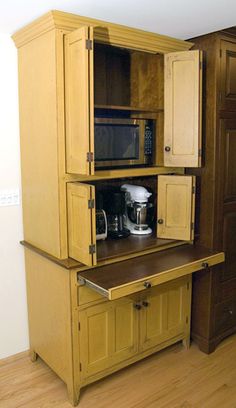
[{"left": 78, "top": 245, "right": 224, "bottom": 300}]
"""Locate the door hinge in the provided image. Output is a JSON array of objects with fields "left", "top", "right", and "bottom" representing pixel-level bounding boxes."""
[
  {"left": 186, "top": 316, "right": 189, "bottom": 324},
  {"left": 86, "top": 39, "right": 93, "bottom": 50},
  {"left": 219, "top": 91, "right": 222, "bottom": 102},
  {"left": 88, "top": 199, "right": 95, "bottom": 209},
  {"left": 79, "top": 363, "right": 82, "bottom": 371},
  {"left": 192, "top": 186, "right": 196, "bottom": 194},
  {"left": 89, "top": 244, "right": 96, "bottom": 254},
  {"left": 199, "top": 60, "right": 203, "bottom": 70},
  {"left": 198, "top": 148, "right": 202, "bottom": 157},
  {"left": 191, "top": 222, "right": 194, "bottom": 230},
  {"left": 219, "top": 48, "right": 222, "bottom": 58},
  {"left": 87, "top": 152, "right": 94, "bottom": 163},
  {"left": 78, "top": 322, "right": 81, "bottom": 331},
  {"left": 187, "top": 282, "right": 190, "bottom": 290}
]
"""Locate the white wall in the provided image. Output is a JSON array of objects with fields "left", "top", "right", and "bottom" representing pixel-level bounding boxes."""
[{"left": 0, "top": 33, "right": 29, "bottom": 359}]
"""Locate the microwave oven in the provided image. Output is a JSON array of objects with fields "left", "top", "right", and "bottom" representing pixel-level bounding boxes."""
[{"left": 94, "top": 117, "right": 154, "bottom": 168}]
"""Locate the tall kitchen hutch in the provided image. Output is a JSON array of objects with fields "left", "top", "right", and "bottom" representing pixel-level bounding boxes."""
[{"left": 13, "top": 11, "right": 224, "bottom": 406}]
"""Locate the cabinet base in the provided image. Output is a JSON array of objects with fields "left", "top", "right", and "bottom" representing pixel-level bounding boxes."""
[{"left": 192, "top": 325, "right": 236, "bottom": 354}]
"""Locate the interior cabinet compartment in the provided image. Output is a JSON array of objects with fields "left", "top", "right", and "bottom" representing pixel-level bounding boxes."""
[
  {"left": 64, "top": 27, "right": 202, "bottom": 176},
  {"left": 67, "top": 174, "right": 196, "bottom": 266}
]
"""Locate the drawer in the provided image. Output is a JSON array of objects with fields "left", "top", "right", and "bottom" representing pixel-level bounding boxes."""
[
  {"left": 78, "top": 245, "right": 224, "bottom": 301},
  {"left": 214, "top": 299, "right": 236, "bottom": 335},
  {"left": 78, "top": 285, "right": 105, "bottom": 306}
]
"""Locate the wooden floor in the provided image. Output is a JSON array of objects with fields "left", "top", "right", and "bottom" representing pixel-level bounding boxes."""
[{"left": 1, "top": 336, "right": 236, "bottom": 408}]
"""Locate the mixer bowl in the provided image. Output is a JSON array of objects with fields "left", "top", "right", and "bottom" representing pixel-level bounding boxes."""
[{"left": 127, "top": 202, "right": 154, "bottom": 230}]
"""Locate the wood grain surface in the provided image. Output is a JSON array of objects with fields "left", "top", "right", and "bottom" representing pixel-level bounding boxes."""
[{"left": 1, "top": 335, "right": 236, "bottom": 408}]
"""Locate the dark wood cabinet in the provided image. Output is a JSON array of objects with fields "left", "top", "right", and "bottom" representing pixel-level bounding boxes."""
[{"left": 189, "top": 30, "right": 236, "bottom": 353}]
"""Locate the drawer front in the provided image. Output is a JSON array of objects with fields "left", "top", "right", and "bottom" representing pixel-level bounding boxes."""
[{"left": 214, "top": 299, "right": 236, "bottom": 335}]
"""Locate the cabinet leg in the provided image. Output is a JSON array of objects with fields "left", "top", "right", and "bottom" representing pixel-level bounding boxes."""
[
  {"left": 182, "top": 336, "right": 190, "bottom": 350},
  {"left": 29, "top": 349, "right": 38, "bottom": 362},
  {"left": 67, "top": 383, "right": 80, "bottom": 407}
]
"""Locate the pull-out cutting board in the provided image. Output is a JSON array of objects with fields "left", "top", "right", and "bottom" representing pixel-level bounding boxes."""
[{"left": 78, "top": 245, "right": 224, "bottom": 300}]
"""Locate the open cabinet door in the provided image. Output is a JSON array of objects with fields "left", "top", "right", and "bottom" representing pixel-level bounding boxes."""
[
  {"left": 157, "top": 175, "right": 195, "bottom": 241},
  {"left": 65, "top": 26, "right": 94, "bottom": 175},
  {"left": 67, "top": 182, "right": 96, "bottom": 266},
  {"left": 164, "top": 50, "right": 202, "bottom": 167}
]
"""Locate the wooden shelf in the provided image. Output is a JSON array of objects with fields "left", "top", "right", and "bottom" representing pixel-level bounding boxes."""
[
  {"left": 97, "top": 234, "right": 179, "bottom": 262},
  {"left": 95, "top": 104, "right": 163, "bottom": 113}
]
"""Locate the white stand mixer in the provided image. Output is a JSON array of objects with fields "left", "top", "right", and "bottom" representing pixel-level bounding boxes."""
[{"left": 121, "top": 184, "right": 154, "bottom": 235}]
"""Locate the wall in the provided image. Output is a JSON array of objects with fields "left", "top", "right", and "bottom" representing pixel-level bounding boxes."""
[{"left": 0, "top": 33, "right": 29, "bottom": 359}]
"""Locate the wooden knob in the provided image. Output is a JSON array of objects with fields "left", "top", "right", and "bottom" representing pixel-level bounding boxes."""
[
  {"left": 134, "top": 303, "right": 142, "bottom": 310},
  {"left": 158, "top": 219, "right": 164, "bottom": 224},
  {"left": 202, "top": 262, "right": 209, "bottom": 269},
  {"left": 142, "top": 301, "right": 149, "bottom": 307},
  {"left": 165, "top": 146, "right": 171, "bottom": 152}
]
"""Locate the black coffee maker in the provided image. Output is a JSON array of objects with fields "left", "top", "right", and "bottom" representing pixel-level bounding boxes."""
[{"left": 103, "top": 190, "right": 130, "bottom": 239}]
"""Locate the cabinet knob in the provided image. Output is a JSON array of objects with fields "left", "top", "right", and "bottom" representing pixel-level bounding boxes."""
[
  {"left": 134, "top": 303, "right": 142, "bottom": 310},
  {"left": 144, "top": 281, "right": 152, "bottom": 289},
  {"left": 165, "top": 146, "right": 171, "bottom": 152},
  {"left": 202, "top": 262, "right": 209, "bottom": 269},
  {"left": 157, "top": 219, "right": 164, "bottom": 224},
  {"left": 142, "top": 301, "right": 149, "bottom": 307},
  {"left": 224, "top": 309, "right": 233, "bottom": 315}
]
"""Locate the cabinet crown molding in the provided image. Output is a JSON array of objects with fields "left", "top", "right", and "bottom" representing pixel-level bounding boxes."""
[{"left": 12, "top": 9, "right": 193, "bottom": 52}]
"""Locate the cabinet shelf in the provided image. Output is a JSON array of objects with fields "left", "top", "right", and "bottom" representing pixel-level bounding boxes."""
[
  {"left": 97, "top": 234, "right": 180, "bottom": 262},
  {"left": 95, "top": 104, "right": 163, "bottom": 114}
]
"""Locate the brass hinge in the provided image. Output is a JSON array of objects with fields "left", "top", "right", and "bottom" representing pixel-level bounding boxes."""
[
  {"left": 219, "top": 91, "right": 222, "bottom": 102},
  {"left": 86, "top": 39, "right": 93, "bottom": 50},
  {"left": 191, "top": 222, "right": 194, "bottom": 230},
  {"left": 80, "top": 363, "right": 82, "bottom": 371},
  {"left": 87, "top": 152, "right": 94, "bottom": 163},
  {"left": 219, "top": 48, "right": 222, "bottom": 58},
  {"left": 198, "top": 148, "right": 202, "bottom": 157},
  {"left": 88, "top": 199, "right": 95, "bottom": 209},
  {"left": 89, "top": 244, "right": 96, "bottom": 254},
  {"left": 78, "top": 322, "right": 80, "bottom": 331},
  {"left": 199, "top": 60, "right": 203, "bottom": 70},
  {"left": 186, "top": 316, "right": 189, "bottom": 324},
  {"left": 192, "top": 186, "right": 196, "bottom": 194},
  {"left": 187, "top": 282, "right": 190, "bottom": 290}
]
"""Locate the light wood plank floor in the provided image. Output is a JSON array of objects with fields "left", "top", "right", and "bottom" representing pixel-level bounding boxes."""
[{"left": 1, "top": 336, "right": 236, "bottom": 408}]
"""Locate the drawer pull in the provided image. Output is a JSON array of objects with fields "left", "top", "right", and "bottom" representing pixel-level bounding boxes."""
[
  {"left": 165, "top": 146, "right": 171, "bottom": 152},
  {"left": 144, "top": 281, "right": 152, "bottom": 289},
  {"left": 224, "top": 309, "right": 233, "bottom": 315},
  {"left": 142, "top": 301, "right": 149, "bottom": 307},
  {"left": 134, "top": 303, "right": 142, "bottom": 310},
  {"left": 202, "top": 262, "right": 209, "bottom": 269},
  {"left": 157, "top": 219, "right": 164, "bottom": 224}
]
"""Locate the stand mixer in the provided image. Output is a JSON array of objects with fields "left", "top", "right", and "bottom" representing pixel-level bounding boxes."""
[{"left": 121, "top": 184, "right": 154, "bottom": 235}]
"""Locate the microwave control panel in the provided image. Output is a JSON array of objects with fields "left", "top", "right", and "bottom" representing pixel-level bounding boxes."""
[{"left": 144, "top": 122, "right": 154, "bottom": 156}]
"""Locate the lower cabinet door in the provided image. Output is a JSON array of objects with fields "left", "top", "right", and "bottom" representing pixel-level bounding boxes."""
[
  {"left": 140, "top": 276, "right": 190, "bottom": 351},
  {"left": 79, "top": 297, "right": 138, "bottom": 378}
]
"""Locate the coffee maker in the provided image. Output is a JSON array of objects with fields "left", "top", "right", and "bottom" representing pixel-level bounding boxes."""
[
  {"left": 121, "top": 184, "right": 154, "bottom": 235},
  {"left": 103, "top": 190, "right": 130, "bottom": 239}
]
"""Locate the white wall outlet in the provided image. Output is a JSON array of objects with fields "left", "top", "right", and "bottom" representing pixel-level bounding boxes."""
[{"left": 0, "top": 189, "right": 20, "bottom": 206}]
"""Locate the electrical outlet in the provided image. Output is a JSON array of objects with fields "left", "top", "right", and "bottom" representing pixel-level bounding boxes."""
[{"left": 0, "top": 189, "right": 20, "bottom": 206}]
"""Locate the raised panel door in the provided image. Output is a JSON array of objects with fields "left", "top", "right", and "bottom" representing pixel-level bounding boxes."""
[
  {"left": 140, "top": 277, "right": 190, "bottom": 351},
  {"left": 220, "top": 40, "right": 236, "bottom": 111},
  {"left": 157, "top": 175, "right": 196, "bottom": 241},
  {"left": 164, "top": 50, "right": 202, "bottom": 167},
  {"left": 79, "top": 298, "right": 138, "bottom": 379}
]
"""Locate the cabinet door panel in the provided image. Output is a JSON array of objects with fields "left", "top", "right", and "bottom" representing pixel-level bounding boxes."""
[
  {"left": 164, "top": 50, "right": 202, "bottom": 167},
  {"left": 67, "top": 182, "right": 96, "bottom": 266},
  {"left": 140, "top": 277, "right": 190, "bottom": 351},
  {"left": 220, "top": 41, "right": 236, "bottom": 111},
  {"left": 79, "top": 298, "right": 138, "bottom": 379},
  {"left": 157, "top": 175, "right": 195, "bottom": 240},
  {"left": 65, "top": 26, "right": 94, "bottom": 175}
]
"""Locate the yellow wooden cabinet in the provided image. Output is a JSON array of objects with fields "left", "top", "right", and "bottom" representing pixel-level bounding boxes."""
[{"left": 13, "top": 10, "right": 225, "bottom": 408}]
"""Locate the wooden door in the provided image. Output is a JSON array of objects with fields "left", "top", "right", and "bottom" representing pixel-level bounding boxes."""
[
  {"left": 140, "top": 277, "right": 190, "bottom": 351},
  {"left": 65, "top": 26, "right": 94, "bottom": 175},
  {"left": 157, "top": 175, "right": 195, "bottom": 241},
  {"left": 79, "top": 298, "right": 138, "bottom": 379},
  {"left": 220, "top": 40, "right": 236, "bottom": 111},
  {"left": 67, "top": 182, "right": 96, "bottom": 266},
  {"left": 164, "top": 50, "right": 202, "bottom": 167},
  {"left": 218, "top": 119, "right": 236, "bottom": 281}
]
